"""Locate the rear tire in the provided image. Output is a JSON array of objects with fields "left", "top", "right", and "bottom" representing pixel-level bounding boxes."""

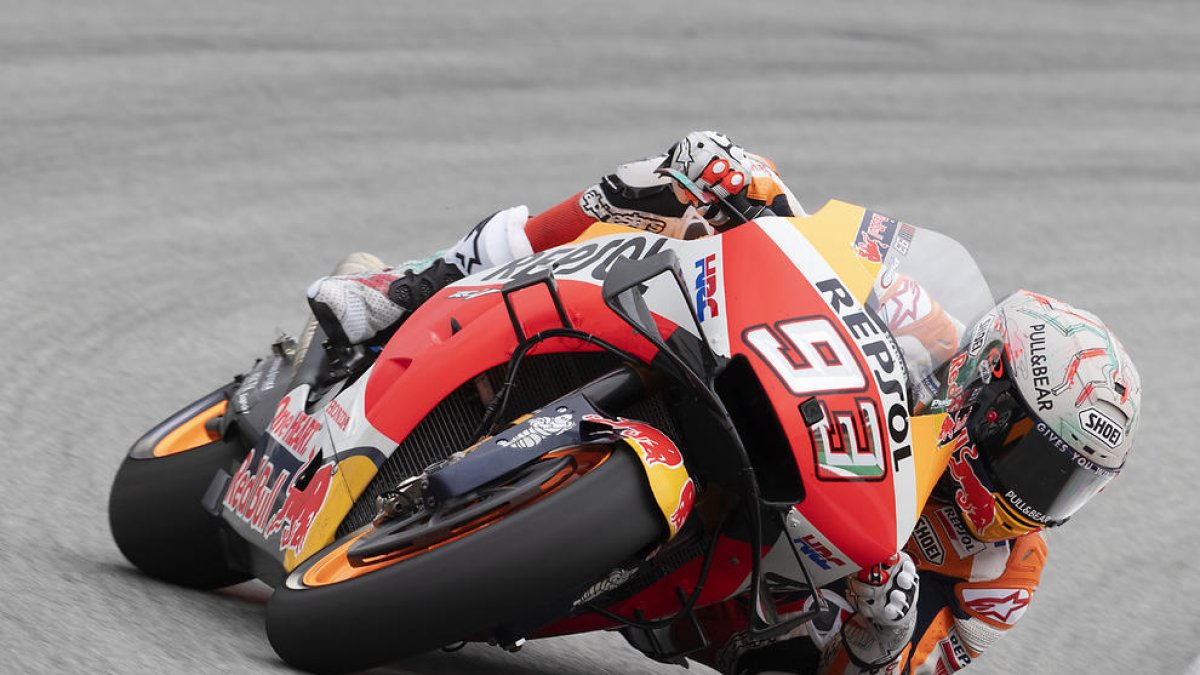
[
  {"left": 109, "top": 438, "right": 250, "bottom": 589},
  {"left": 266, "top": 447, "right": 664, "bottom": 674}
]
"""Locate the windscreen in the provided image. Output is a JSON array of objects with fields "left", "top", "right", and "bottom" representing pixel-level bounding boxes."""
[{"left": 864, "top": 222, "right": 995, "bottom": 413}]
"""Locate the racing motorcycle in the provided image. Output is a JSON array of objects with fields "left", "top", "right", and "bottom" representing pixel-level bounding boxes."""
[{"left": 108, "top": 199, "right": 995, "bottom": 673}]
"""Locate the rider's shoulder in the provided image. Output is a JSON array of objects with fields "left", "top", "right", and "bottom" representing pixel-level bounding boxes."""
[{"left": 907, "top": 503, "right": 1048, "bottom": 583}]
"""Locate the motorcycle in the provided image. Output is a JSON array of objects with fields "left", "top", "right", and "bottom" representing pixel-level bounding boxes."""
[{"left": 108, "top": 199, "right": 995, "bottom": 673}]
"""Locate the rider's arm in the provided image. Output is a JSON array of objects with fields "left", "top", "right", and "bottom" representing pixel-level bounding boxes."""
[
  {"left": 821, "top": 528, "right": 1047, "bottom": 675},
  {"left": 521, "top": 149, "right": 802, "bottom": 252}
]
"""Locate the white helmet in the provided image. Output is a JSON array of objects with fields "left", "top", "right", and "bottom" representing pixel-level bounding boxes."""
[{"left": 940, "top": 290, "right": 1141, "bottom": 541}]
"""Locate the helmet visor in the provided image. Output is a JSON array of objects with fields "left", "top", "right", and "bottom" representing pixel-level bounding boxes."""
[{"left": 981, "top": 409, "right": 1120, "bottom": 526}]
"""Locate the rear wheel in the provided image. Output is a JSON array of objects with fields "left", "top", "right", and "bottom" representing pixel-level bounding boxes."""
[
  {"left": 266, "top": 446, "right": 665, "bottom": 674},
  {"left": 109, "top": 437, "right": 250, "bottom": 589}
]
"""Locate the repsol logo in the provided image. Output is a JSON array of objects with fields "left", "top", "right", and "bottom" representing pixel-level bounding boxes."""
[
  {"left": 481, "top": 234, "right": 668, "bottom": 285},
  {"left": 1079, "top": 407, "right": 1123, "bottom": 449},
  {"left": 935, "top": 506, "right": 987, "bottom": 558},
  {"left": 815, "top": 278, "right": 912, "bottom": 472}
]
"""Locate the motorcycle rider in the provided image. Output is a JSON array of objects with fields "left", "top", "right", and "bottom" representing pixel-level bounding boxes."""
[
  {"left": 305, "top": 132, "right": 1142, "bottom": 674},
  {"left": 306, "top": 131, "right": 803, "bottom": 346},
  {"left": 700, "top": 290, "right": 1141, "bottom": 674}
]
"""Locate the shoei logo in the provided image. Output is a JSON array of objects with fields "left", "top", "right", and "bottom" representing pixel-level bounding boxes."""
[
  {"left": 912, "top": 514, "right": 945, "bottom": 566},
  {"left": 1079, "top": 407, "right": 1123, "bottom": 449}
]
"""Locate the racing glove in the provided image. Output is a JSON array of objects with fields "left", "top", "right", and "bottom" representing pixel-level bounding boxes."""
[
  {"left": 657, "top": 130, "right": 767, "bottom": 226},
  {"left": 825, "top": 553, "right": 919, "bottom": 673}
]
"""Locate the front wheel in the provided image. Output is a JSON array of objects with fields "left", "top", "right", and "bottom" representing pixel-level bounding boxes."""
[
  {"left": 109, "top": 437, "right": 250, "bottom": 589},
  {"left": 266, "top": 446, "right": 666, "bottom": 674}
]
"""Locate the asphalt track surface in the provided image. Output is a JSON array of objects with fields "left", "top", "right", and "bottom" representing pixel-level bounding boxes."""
[{"left": 2, "top": 2, "right": 1197, "bottom": 673}]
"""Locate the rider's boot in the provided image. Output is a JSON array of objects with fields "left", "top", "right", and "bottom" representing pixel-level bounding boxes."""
[{"left": 307, "top": 205, "right": 533, "bottom": 347}]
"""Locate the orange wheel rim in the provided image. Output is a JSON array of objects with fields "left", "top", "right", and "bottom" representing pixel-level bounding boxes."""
[{"left": 152, "top": 400, "right": 227, "bottom": 457}]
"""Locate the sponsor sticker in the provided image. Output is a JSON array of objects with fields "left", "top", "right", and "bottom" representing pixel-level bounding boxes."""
[
  {"left": 224, "top": 454, "right": 291, "bottom": 534},
  {"left": 945, "top": 429, "right": 998, "bottom": 538},
  {"left": 1079, "top": 406, "right": 1124, "bottom": 449},
  {"left": 967, "top": 312, "right": 996, "bottom": 359},
  {"left": 497, "top": 413, "right": 575, "bottom": 449},
  {"left": 934, "top": 505, "right": 988, "bottom": 558},
  {"left": 894, "top": 222, "right": 916, "bottom": 256},
  {"left": 795, "top": 533, "right": 849, "bottom": 571},
  {"left": 325, "top": 399, "right": 351, "bottom": 432},
  {"left": 481, "top": 233, "right": 669, "bottom": 286},
  {"left": 583, "top": 415, "right": 684, "bottom": 469},
  {"left": 1026, "top": 323, "right": 1055, "bottom": 411},
  {"left": 960, "top": 587, "right": 1032, "bottom": 625},
  {"left": 669, "top": 480, "right": 695, "bottom": 533},
  {"left": 813, "top": 277, "right": 914, "bottom": 475},
  {"left": 266, "top": 462, "right": 335, "bottom": 556},
  {"left": 912, "top": 514, "right": 945, "bottom": 566},
  {"left": 853, "top": 211, "right": 901, "bottom": 264},
  {"left": 693, "top": 253, "right": 720, "bottom": 322},
  {"left": 938, "top": 631, "right": 973, "bottom": 670},
  {"left": 268, "top": 395, "right": 324, "bottom": 461}
]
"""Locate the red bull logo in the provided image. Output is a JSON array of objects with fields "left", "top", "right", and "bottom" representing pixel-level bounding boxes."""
[
  {"left": 938, "top": 410, "right": 965, "bottom": 445},
  {"left": 622, "top": 423, "right": 683, "bottom": 468},
  {"left": 853, "top": 211, "right": 899, "bottom": 263},
  {"left": 669, "top": 479, "right": 695, "bottom": 533},
  {"left": 945, "top": 430, "right": 996, "bottom": 536},
  {"left": 266, "top": 462, "right": 335, "bottom": 556},
  {"left": 224, "top": 454, "right": 291, "bottom": 534},
  {"left": 583, "top": 415, "right": 684, "bottom": 468}
]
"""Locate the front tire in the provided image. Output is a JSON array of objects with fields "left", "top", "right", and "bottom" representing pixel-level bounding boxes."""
[
  {"left": 108, "top": 438, "right": 250, "bottom": 589},
  {"left": 266, "top": 447, "right": 665, "bottom": 674}
]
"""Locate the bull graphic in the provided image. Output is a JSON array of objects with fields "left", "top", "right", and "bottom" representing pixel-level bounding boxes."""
[
  {"left": 854, "top": 238, "right": 883, "bottom": 264},
  {"left": 583, "top": 415, "right": 684, "bottom": 469},
  {"left": 625, "top": 425, "right": 684, "bottom": 468},
  {"left": 267, "top": 462, "right": 335, "bottom": 556},
  {"left": 946, "top": 434, "right": 996, "bottom": 535},
  {"left": 669, "top": 479, "right": 695, "bottom": 533}
]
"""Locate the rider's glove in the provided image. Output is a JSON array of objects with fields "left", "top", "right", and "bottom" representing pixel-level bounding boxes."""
[
  {"left": 657, "top": 131, "right": 763, "bottom": 225},
  {"left": 840, "top": 552, "right": 920, "bottom": 668}
]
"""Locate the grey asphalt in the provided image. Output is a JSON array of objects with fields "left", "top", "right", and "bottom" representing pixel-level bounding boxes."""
[{"left": 2, "top": 1, "right": 1197, "bottom": 673}]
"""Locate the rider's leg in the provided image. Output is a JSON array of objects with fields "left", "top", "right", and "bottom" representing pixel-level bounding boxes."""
[{"left": 306, "top": 206, "right": 533, "bottom": 346}]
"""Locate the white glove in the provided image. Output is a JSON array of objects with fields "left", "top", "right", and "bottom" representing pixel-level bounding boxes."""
[
  {"left": 660, "top": 131, "right": 752, "bottom": 202},
  {"left": 850, "top": 552, "right": 919, "bottom": 624},
  {"left": 839, "top": 553, "right": 919, "bottom": 668}
]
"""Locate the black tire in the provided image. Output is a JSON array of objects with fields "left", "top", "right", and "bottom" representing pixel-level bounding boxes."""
[
  {"left": 108, "top": 438, "right": 250, "bottom": 589},
  {"left": 266, "top": 448, "right": 665, "bottom": 674}
]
